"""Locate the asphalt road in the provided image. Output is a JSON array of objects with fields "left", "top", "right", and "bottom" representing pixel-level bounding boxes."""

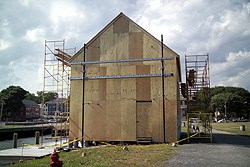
[{"left": 165, "top": 129, "right": 250, "bottom": 167}]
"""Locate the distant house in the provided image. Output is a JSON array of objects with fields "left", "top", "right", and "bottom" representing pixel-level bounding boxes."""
[
  {"left": 20, "top": 99, "right": 40, "bottom": 121},
  {"left": 45, "top": 98, "right": 65, "bottom": 116}
]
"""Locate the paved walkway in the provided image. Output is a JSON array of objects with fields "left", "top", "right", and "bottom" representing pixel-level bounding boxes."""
[
  {"left": 0, "top": 138, "right": 68, "bottom": 166},
  {"left": 0, "top": 145, "right": 56, "bottom": 166},
  {"left": 165, "top": 129, "right": 250, "bottom": 167}
]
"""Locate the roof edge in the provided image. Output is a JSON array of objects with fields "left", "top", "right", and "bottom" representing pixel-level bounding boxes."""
[
  {"left": 70, "top": 12, "right": 181, "bottom": 68},
  {"left": 69, "top": 12, "right": 125, "bottom": 62}
]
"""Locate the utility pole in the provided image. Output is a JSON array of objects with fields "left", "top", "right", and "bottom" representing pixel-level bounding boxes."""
[
  {"left": 224, "top": 101, "right": 227, "bottom": 122},
  {"left": 0, "top": 99, "right": 4, "bottom": 122}
]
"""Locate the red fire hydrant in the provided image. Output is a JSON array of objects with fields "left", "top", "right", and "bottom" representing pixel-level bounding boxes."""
[{"left": 50, "top": 151, "right": 63, "bottom": 167}]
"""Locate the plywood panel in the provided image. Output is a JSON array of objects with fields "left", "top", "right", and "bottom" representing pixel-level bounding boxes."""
[
  {"left": 164, "top": 58, "right": 175, "bottom": 74},
  {"left": 106, "top": 67, "right": 121, "bottom": 100},
  {"left": 85, "top": 68, "right": 100, "bottom": 101},
  {"left": 71, "top": 52, "right": 84, "bottom": 78},
  {"left": 71, "top": 65, "right": 82, "bottom": 78},
  {"left": 101, "top": 33, "right": 129, "bottom": 67},
  {"left": 136, "top": 102, "right": 152, "bottom": 138},
  {"left": 163, "top": 47, "right": 176, "bottom": 59},
  {"left": 136, "top": 65, "right": 151, "bottom": 101},
  {"left": 84, "top": 102, "right": 93, "bottom": 140},
  {"left": 121, "top": 100, "right": 136, "bottom": 141},
  {"left": 115, "top": 33, "right": 129, "bottom": 62},
  {"left": 121, "top": 66, "right": 136, "bottom": 100},
  {"left": 143, "top": 33, "right": 177, "bottom": 66},
  {"left": 85, "top": 80, "right": 99, "bottom": 101},
  {"left": 143, "top": 33, "right": 161, "bottom": 65},
  {"left": 129, "top": 21, "right": 142, "bottom": 33},
  {"left": 100, "top": 25, "right": 116, "bottom": 64},
  {"left": 150, "top": 65, "right": 162, "bottom": 100},
  {"left": 129, "top": 32, "right": 143, "bottom": 64},
  {"left": 92, "top": 101, "right": 106, "bottom": 140},
  {"left": 113, "top": 16, "right": 129, "bottom": 34},
  {"left": 165, "top": 100, "right": 177, "bottom": 142},
  {"left": 106, "top": 101, "right": 121, "bottom": 141},
  {"left": 87, "top": 36, "right": 100, "bottom": 64},
  {"left": 150, "top": 99, "right": 163, "bottom": 142},
  {"left": 84, "top": 67, "right": 107, "bottom": 101},
  {"left": 164, "top": 58, "right": 176, "bottom": 100},
  {"left": 71, "top": 50, "right": 84, "bottom": 65},
  {"left": 165, "top": 76, "right": 176, "bottom": 100},
  {"left": 99, "top": 67, "right": 107, "bottom": 101},
  {"left": 69, "top": 80, "right": 82, "bottom": 140}
]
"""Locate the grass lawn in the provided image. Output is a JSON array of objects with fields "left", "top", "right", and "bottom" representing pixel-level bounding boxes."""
[
  {"left": 12, "top": 144, "right": 176, "bottom": 167},
  {"left": 212, "top": 122, "right": 250, "bottom": 137},
  {"left": 181, "top": 121, "right": 250, "bottom": 137},
  {"left": 0, "top": 125, "right": 27, "bottom": 129}
]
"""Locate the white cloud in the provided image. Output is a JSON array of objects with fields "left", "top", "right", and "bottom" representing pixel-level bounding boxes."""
[
  {"left": 49, "top": 1, "right": 87, "bottom": 35},
  {"left": 19, "top": 0, "right": 31, "bottom": 7},
  {"left": 25, "top": 27, "right": 45, "bottom": 42},
  {"left": 0, "top": 40, "right": 11, "bottom": 51},
  {"left": 211, "top": 51, "right": 250, "bottom": 90},
  {"left": 0, "top": 0, "right": 250, "bottom": 93},
  {"left": 0, "top": 19, "right": 13, "bottom": 51}
]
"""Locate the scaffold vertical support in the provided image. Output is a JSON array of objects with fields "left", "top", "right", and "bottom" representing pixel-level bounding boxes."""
[
  {"left": 185, "top": 54, "right": 212, "bottom": 143},
  {"left": 42, "top": 39, "right": 75, "bottom": 146}
]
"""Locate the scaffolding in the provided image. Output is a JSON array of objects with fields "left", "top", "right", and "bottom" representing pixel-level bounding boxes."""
[
  {"left": 185, "top": 54, "right": 212, "bottom": 143},
  {"left": 42, "top": 39, "right": 75, "bottom": 145}
]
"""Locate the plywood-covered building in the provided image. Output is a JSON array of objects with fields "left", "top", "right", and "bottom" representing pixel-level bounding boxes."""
[{"left": 69, "top": 13, "right": 181, "bottom": 143}]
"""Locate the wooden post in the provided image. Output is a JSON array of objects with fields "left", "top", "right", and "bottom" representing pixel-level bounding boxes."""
[
  {"left": 35, "top": 131, "right": 40, "bottom": 145},
  {"left": 13, "top": 133, "right": 18, "bottom": 148}
]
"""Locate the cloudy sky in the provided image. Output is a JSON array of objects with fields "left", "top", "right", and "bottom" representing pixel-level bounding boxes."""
[{"left": 0, "top": 0, "right": 250, "bottom": 93}]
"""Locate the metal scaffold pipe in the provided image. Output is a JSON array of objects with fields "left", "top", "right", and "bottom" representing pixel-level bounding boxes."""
[{"left": 70, "top": 57, "right": 174, "bottom": 65}]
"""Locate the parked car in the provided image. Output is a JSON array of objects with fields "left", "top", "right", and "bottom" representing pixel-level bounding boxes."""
[
  {"left": 217, "top": 119, "right": 225, "bottom": 123},
  {"left": 217, "top": 119, "right": 230, "bottom": 123}
]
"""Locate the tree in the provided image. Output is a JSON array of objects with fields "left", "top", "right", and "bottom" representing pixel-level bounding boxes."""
[
  {"left": 37, "top": 91, "right": 57, "bottom": 103},
  {"left": 210, "top": 91, "right": 247, "bottom": 119},
  {"left": 210, "top": 86, "right": 250, "bottom": 102},
  {"left": 210, "top": 86, "right": 250, "bottom": 119},
  {"left": 25, "top": 92, "right": 41, "bottom": 104},
  {"left": 25, "top": 91, "right": 58, "bottom": 104},
  {"left": 0, "top": 86, "right": 28, "bottom": 121}
]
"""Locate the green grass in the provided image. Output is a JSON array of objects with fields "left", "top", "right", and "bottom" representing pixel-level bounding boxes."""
[
  {"left": 0, "top": 125, "right": 26, "bottom": 129},
  {"left": 181, "top": 126, "right": 187, "bottom": 133},
  {"left": 12, "top": 144, "right": 176, "bottom": 167},
  {"left": 212, "top": 122, "right": 250, "bottom": 137},
  {"left": 181, "top": 121, "right": 250, "bottom": 137}
]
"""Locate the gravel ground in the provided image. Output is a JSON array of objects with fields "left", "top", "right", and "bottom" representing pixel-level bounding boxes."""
[{"left": 165, "top": 129, "right": 250, "bottom": 167}]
